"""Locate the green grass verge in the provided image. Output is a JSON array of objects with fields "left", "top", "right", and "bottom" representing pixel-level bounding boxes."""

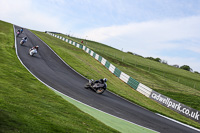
[
  {"left": 54, "top": 90, "right": 156, "bottom": 133},
  {"left": 0, "top": 20, "right": 120, "bottom": 133},
  {"left": 31, "top": 30, "right": 200, "bottom": 129}
]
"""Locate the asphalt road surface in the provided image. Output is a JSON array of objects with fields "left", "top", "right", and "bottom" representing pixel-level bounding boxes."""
[{"left": 14, "top": 25, "right": 199, "bottom": 133}]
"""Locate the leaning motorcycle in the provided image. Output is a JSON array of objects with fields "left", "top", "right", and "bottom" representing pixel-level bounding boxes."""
[
  {"left": 85, "top": 79, "right": 107, "bottom": 94},
  {"left": 20, "top": 39, "right": 26, "bottom": 45},
  {"left": 29, "top": 48, "right": 37, "bottom": 56}
]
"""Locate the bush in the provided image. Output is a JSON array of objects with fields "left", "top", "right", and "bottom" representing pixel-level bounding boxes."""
[
  {"left": 127, "top": 51, "right": 134, "bottom": 55},
  {"left": 180, "top": 65, "right": 193, "bottom": 72},
  {"left": 194, "top": 71, "right": 199, "bottom": 74},
  {"left": 146, "top": 57, "right": 161, "bottom": 63}
]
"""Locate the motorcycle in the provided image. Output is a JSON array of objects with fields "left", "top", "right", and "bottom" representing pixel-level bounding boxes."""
[
  {"left": 29, "top": 48, "right": 37, "bottom": 56},
  {"left": 84, "top": 79, "right": 107, "bottom": 94},
  {"left": 20, "top": 28, "right": 23, "bottom": 33},
  {"left": 20, "top": 39, "right": 27, "bottom": 45},
  {"left": 16, "top": 31, "right": 20, "bottom": 37}
]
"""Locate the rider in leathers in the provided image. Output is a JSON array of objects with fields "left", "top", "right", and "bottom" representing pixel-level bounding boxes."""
[
  {"left": 93, "top": 78, "right": 107, "bottom": 89},
  {"left": 22, "top": 36, "right": 28, "bottom": 43}
]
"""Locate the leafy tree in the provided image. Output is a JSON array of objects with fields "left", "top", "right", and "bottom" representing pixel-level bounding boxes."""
[
  {"left": 180, "top": 65, "right": 193, "bottom": 72},
  {"left": 146, "top": 57, "right": 161, "bottom": 62},
  {"left": 155, "top": 58, "right": 161, "bottom": 62},
  {"left": 194, "top": 71, "right": 199, "bottom": 74},
  {"left": 146, "top": 57, "right": 154, "bottom": 60},
  {"left": 127, "top": 51, "right": 134, "bottom": 55}
]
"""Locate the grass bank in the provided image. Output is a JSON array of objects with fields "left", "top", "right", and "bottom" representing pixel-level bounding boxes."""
[
  {"left": 32, "top": 30, "right": 200, "bottom": 128},
  {"left": 0, "top": 20, "right": 119, "bottom": 132}
]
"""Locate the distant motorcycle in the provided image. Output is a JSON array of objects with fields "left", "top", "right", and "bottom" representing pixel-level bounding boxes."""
[
  {"left": 20, "top": 37, "right": 27, "bottom": 45},
  {"left": 29, "top": 46, "right": 39, "bottom": 56},
  {"left": 29, "top": 48, "right": 37, "bottom": 56},
  {"left": 85, "top": 79, "right": 107, "bottom": 94},
  {"left": 16, "top": 31, "right": 20, "bottom": 37}
]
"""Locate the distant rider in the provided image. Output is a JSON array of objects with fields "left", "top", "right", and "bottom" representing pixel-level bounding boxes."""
[
  {"left": 30, "top": 45, "right": 39, "bottom": 51},
  {"left": 20, "top": 28, "right": 23, "bottom": 33},
  {"left": 17, "top": 29, "right": 20, "bottom": 33},
  {"left": 29, "top": 45, "right": 39, "bottom": 56},
  {"left": 22, "top": 36, "right": 28, "bottom": 43}
]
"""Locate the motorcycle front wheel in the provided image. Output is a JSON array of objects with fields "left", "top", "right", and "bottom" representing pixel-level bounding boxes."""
[{"left": 96, "top": 88, "right": 105, "bottom": 94}]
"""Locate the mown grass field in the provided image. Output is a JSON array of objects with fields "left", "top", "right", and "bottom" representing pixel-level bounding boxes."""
[
  {"left": 58, "top": 35, "right": 200, "bottom": 111},
  {"left": 0, "top": 20, "right": 120, "bottom": 133},
  {"left": 32, "top": 30, "right": 200, "bottom": 128}
]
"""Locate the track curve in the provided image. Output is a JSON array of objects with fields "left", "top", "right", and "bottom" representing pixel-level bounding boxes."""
[{"left": 14, "top": 25, "right": 199, "bottom": 133}]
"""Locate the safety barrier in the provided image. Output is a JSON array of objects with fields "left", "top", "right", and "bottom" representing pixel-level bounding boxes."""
[
  {"left": 137, "top": 83, "right": 152, "bottom": 97},
  {"left": 46, "top": 32, "right": 200, "bottom": 123}
]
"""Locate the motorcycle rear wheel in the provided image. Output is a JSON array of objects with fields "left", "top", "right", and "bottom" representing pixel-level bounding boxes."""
[{"left": 84, "top": 83, "right": 90, "bottom": 89}]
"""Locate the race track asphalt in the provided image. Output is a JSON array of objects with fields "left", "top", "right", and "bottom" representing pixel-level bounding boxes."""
[{"left": 14, "top": 25, "right": 199, "bottom": 133}]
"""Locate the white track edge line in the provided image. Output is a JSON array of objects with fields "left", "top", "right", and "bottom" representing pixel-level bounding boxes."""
[
  {"left": 156, "top": 113, "right": 200, "bottom": 132},
  {"left": 13, "top": 25, "right": 157, "bottom": 132}
]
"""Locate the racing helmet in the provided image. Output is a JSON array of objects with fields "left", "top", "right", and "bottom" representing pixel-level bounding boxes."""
[
  {"left": 35, "top": 45, "right": 39, "bottom": 50},
  {"left": 103, "top": 78, "right": 107, "bottom": 82},
  {"left": 24, "top": 36, "right": 27, "bottom": 39}
]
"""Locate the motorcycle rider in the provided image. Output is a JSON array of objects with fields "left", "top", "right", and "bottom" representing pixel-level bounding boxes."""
[
  {"left": 17, "top": 29, "right": 21, "bottom": 35},
  {"left": 20, "top": 28, "right": 23, "bottom": 33},
  {"left": 85, "top": 78, "right": 107, "bottom": 94},
  {"left": 16, "top": 29, "right": 21, "bottom": 37},
  {"left": 31, "top": 45, "right": 39, "bottom": 51},
  {"left": 93, "top": 78, "right": 107, "bottom": 87},
  {"left": 22, "top": 36, "right": 28, "bottom": 43},
  {"left": 30, "top": 45, "right": 39, "bottom": 52},
  {"left": 29, "top": 45, "right": 39, "bottom": 56}
]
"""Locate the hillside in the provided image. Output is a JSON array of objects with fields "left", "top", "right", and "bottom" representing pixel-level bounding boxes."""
[
  {"left": 31, "top": 30, "right": 200, "bottom": 128},
  {"left": 57, "top": 34, "right": 200, "bottom": 111}
]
